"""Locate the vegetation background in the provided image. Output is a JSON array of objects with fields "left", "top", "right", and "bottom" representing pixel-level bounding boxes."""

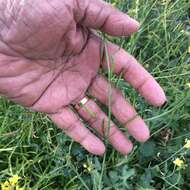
[{"left": 0, "top": 0, "right": 190, "bottom": 189}]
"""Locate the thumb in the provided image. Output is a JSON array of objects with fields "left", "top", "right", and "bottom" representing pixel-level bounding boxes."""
[{"left": 74, "top": 0, "right": 140, "bottom": 36}]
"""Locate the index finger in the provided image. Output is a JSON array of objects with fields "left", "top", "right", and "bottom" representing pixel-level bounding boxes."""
[
  {"left": 74, "top": 0, "right": 139, "bottom": 36},
  {"left": 102, "top": 41, "right": 167, "bottom": 106}
]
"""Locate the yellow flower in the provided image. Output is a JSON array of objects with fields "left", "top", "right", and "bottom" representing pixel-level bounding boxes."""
[
  {"left": 188, "top": 45, "right": 190, "bottom": 54},
  {"left": 9, "top": 175, "right": 20, "bottom": 185},
  {"left": 1, "top": 175, "right": 24, "bottom": 190},
  {"left": 186, "top": 83, "right": 190, "bottom": 89},
  {"left": 173, "top": 158, "right": 184, "bottom": 167},
  {"left": 184, "top": 139, "right": 190, "bottom": 149},
  {"left": 87, "top": 166, "right": 92, "bottom": 172},
  {"left": 83, "top": 163, "right": 93, "bottom": 172},
  {"left": 83, "top": 163, "right": 87, "bottom": 168},
  {"left": 1, "top": 181, "right": 11, "bottom": 190}
]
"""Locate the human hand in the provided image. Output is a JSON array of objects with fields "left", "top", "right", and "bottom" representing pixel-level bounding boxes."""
[{"left": 0, "top": 0, "right": 166, "bottom": 155}]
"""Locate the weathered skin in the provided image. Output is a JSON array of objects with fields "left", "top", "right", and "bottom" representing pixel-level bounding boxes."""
[{"left": 0, "top": 0, "right": 166, "bottom": 155}]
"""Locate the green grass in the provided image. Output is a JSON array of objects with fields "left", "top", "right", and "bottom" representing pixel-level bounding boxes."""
[{"left": 0, "top": 0, "right": 190, "bottom": 189}]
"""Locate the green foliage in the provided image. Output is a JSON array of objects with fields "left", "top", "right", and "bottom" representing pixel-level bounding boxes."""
[{"left": 0, "top": 0, "right": 190, "bottom": 189}]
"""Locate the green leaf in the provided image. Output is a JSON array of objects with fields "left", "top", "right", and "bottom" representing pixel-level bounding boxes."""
[{"left": 139, "top": 141, "right": 156, "bottom": 157}]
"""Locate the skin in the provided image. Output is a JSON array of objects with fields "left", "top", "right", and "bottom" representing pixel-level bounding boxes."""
[{"left": 0, "top": 0, "right": 166, "bottom": 155}]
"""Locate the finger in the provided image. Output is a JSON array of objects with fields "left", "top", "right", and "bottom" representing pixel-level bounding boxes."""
[
  {"left": 102, "top": 42, "right": 167, "bottom": 106},
  {"left": 88, "top": 76, "right": 150, "bottom": 142},
  {"left": 76, "top": 99, "right": 133, "bottom": 155},
  {"left": 48, "top": 107, "right": 105, "bottom": 155},
  {"left": 74, "top": 0, "right": 139, "bottom": 36}
]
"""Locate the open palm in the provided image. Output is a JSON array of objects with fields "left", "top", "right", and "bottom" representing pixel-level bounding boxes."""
[{"left": 0, "top": 0, "right": 166, "bottom": 155}]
